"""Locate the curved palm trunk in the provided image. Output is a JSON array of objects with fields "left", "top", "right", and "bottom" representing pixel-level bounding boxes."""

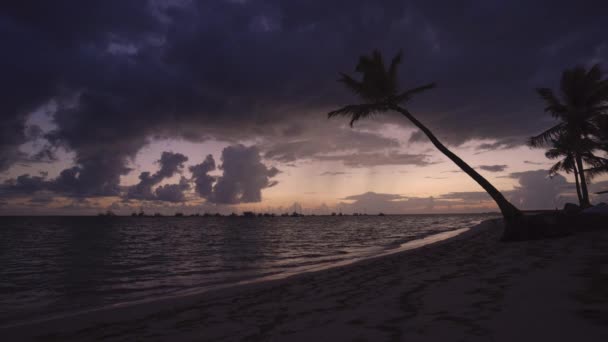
[
  {"left": 391, "top": 105, "right": 523, "bottom": 239},
  {"left": 575, "top": 155, "right": 591, "bottom": 207},
  {"left": 573, "top": 166, "right": 583, "bottom": 205}
]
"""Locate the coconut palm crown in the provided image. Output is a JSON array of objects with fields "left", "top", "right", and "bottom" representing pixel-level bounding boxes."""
[{"left": 328, "top": 50, "right": 435, "bottom": 126}]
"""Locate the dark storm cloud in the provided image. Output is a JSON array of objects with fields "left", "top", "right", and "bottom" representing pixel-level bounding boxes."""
[
  {"left": 1, "top": 0, "right": 607, "bottom": 198},
  {"left": 478, "top": 164, "right": 508, "bottom": 173},
  {"left": 1, "top": 151, "right": 189, "bottom": 200},
  {"left": 263, "top": 128, "right": 400, "bottom": 163},
  {"left": 210, "top": 145, "right": 279, "bottom": 204},
  {"left": 126, "top": 151, "right": 188, "bottom": 201},
  {"left": 189, "top": 154, "right": 217, "bottom": 198},
  {"left": 154, "top": 176, "right": 190, "bottom": 202},
  {"left": 1, "top": 173, "right": 47, "bottom": 195},
  {"left": 0, "top": 0, "right": 161, "bottom": 176},
  {"left": 1, "top": 144, "right": 279, "bottom": 205}
]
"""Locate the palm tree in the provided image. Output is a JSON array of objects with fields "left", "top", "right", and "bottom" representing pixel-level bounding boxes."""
[
  {"left": 530, "top": 64, "right": 608, "bottom": 207},
  {"left": 328, "top": 50, "right": 523, "bottom": 240},
  {"left": 544, "top": 135, "right": 604, "bottom": 205}
]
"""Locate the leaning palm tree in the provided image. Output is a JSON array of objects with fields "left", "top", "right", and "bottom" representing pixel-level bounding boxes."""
[
  {"left": 328, "top": 50, "right": 523, "bottom": 240},
  {"left": 530, "top": 64, "right": 608, "bottom": 207}
]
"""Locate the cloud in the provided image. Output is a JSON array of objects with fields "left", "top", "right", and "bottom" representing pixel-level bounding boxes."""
[
  {"left": 436, "top": 170, "right": 581, "bottom": 209},
  {"left": 342, "top": 192, "right": 404, "bottom": 202},
  {"left": 126, "top": 151, "right": 188, "bottom": 201},
  {"left": 339, "top": 192, "right": 449, "bottom": 213},
  {"left": 210, "top": 145, "right": 279, "bottom": 204},
  {"left": 475, "top": 138, "right": 523, "bottom": 152},
  {"left": 478, "top": 164, "right": 508, "bottom": 172},
  {"left": 189, "top": 154, "right": 216, "bottom": 198},
  {"left": 338, "top": 169, "right": 593, "bottom": 213},
  {"left": 1, "top": 0, "right": 606, "bottom": 202},
  {"left": 154, "top": 176, "right": 190, "bottom": 202},
  {"left": 506, "top": 170, "right": 573, "bottom": 209},
  {"left": 319, "top": 171, "right": 351, "bottom": 176},
  {"left": 524, "top": 160, "right": 546, "bottom": 165},
  {"left": 316, "top": 151, "right": 436, "bottom": 168},
  {"left": 438, "top": 192, "right": 492, "bottom": 202},
  {"left": 2, "top": 144, "right": 279, "bottom": 206},
  {"left": 1, "top": 173, "right": 47, "bottom": 195},
  {"left": 263, "top": 128, "right": 400, "bottom": 163}
]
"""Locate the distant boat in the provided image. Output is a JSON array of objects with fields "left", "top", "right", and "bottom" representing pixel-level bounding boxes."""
[{"left": 597, "top": 190, "right": 608, "bottom": 194}]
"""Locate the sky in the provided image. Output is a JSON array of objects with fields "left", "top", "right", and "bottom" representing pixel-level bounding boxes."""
[{"left": 1, "top": 0, "right": 607, "bottom": 215}]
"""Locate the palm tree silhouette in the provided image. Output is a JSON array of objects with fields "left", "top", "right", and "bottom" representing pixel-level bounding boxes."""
[
  {"left": 328, "top": 50, "right": 522, "bottom": 239},
  {"left": 544, "top": 135, "right": 602, "bottom": 205},
  {"left": 530, "top": 64, "right": 608, "bottom": 207}
]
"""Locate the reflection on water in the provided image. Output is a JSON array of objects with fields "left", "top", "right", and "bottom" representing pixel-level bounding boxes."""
[{"left": 0, "top": 214, "right": 498, "bottom": 325}]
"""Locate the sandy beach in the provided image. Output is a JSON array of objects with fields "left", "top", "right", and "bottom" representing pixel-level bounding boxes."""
[{"left": 3, "top": 219, "right": 608, "bottom": 341}]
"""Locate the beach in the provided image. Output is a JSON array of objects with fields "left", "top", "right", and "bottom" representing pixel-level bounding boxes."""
[{"left": 3, "top": 218, "right": 608, "bottom": 341}]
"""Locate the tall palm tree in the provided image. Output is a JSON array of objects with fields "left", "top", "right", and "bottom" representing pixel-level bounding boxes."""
[
  {"left": 328, "top": 50, "right": 523, "bottom": 240},
  {"left": 530, "top": 64, "right": 608, "bottom": 207}
]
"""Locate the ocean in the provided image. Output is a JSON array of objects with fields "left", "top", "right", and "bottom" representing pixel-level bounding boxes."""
[{"left": 0, "top": 214, "right": 498, "bottom": 326}]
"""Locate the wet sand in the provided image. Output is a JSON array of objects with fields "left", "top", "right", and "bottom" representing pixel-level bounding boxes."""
[{"left": 3, "top": 219, "right": 608, "bottom": 341}]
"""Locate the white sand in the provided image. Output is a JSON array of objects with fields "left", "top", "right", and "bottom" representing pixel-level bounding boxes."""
[{"left": 3, "top": 219, "right": 608, "bottom": 341}]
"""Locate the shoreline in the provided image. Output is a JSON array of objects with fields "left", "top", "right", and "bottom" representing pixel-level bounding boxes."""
[
  {"left": 0, "top": 220, "right": 489, "bottom": 332},
  {"left": 4, "top": 218, "right": 608, "bottom": 341}
]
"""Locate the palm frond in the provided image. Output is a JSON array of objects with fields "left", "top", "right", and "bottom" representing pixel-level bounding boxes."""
[
  {"left": 549, "top": 161, "right": 563, "bottom": 176},
  {"left": 331, "top": 49, "right": 434, "bottom": 126},
  {"left": 545, "top": 148, "right": 562, "bottom": 160},
  {"left": 338, "top": 73, "right": 365, "bottom": 97},
  {"left": 585, "top": 162, "right": 608, "bottom": 179},
  {"left": 372, "top": 50, "right": 385, "bottom": 73},
  {"left": 563, "top": 156, "right": 576, "bottom": 172},
  {"left": 536, "top": 88, "right": 567, "bottom": 117},
  {"left": 588, "top": 80, "right": 608, "bottom": 108},
  {"left": 528, "top": 123, "right": 565, "bottom": 148},
  {"left": 393, "top": 83, "right": 437, "bottom": 103},
  {"left": 327, "top": 103, "right": 389, "bottom": 127}
]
